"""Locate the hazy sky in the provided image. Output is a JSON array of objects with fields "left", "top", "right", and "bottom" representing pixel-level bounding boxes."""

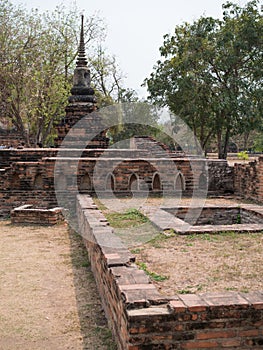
[{"left": 12, "top": 0, "right": 250, "bottom": 97}]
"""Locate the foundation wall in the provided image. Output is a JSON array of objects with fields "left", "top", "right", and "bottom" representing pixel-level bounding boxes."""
[
  {"left": 76, "top": 194, "right": 263, "bottom": 350},
  {"left": 234, "top": 157, "right": 263, "bottom": 203},
  {"left": 11, "top": 205, "right": 63, "bottom": 225},
  {"left": 0, "top": 150, "right": 234, "bottom": 217}
]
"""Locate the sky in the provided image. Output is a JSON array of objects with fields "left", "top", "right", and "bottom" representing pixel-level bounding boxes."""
[{"left": 12, "top": 0, "right": 250, "bottom": 97}]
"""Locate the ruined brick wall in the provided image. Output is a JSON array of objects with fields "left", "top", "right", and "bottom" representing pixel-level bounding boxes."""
[
  {"left": 76, "top": 194, "right": 263, "bottom": 350},
  {"left": 234, "top": 157, "right": 263, "bottom": 203},
  {"left": 0, "top": 129, "right": 25, "bottom": 148},
  {"left": 207, "top": 160, "right": 234, "bottom": 194},
  {"left": 0, "top": 148, "right": 234, "bottom": 217},
  {"left": 11, "top": 205, "right": 63, "bottom": 225}
]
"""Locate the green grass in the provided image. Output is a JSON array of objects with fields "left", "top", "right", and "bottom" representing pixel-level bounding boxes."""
[
  {"left": 177, "top": 284, "right": 205, "bottom": 294},
  {"left": 130, "top": 248, "right": 143, "bottom": 254},
  {"left": 145, "top": 233, "right": 174, "bottom": 248},
  {"left": 136, "top": 261, "right": 169, "bottom": 282},
  {"left": 94, "top": 326, "right": 117, "bottom": 350},
  {"left": 105, "top": 208, "right": 149, "bottom": 228},
  {"left": 92, "top": 197, "right": 108, "bottom": 211}
]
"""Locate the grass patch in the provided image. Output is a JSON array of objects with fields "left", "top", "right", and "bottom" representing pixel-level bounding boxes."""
[
  {"left": 130, "top": 248, "right": 143, "bottom": 254},
  {"left": 105, "top": 208, "right": 149, "bottom": 228},
  {"left": 92, "top": 197, "right": 108, "bottom": 211},
  {"left": 94, "top": 327, "right": 117, "bottom": 350},
  {"left": 177, "top": 284, "right": 205, "bottom": 294},
  {"left": 136, "top": 261, "right": 169, "bottom": 282},
  {"left": 146, "top": 233, "right": 174, "bottom": 248}
]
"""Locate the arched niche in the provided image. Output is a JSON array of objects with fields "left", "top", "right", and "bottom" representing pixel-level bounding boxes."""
[
  {"left": 79, "top": 173, "right": 92, "bottom": 191},
  {"left": 56, "top": 174, "right": 67, "bottom": 190},
  {"left": 33, "top": 173, "right": 43, "bottom": 190},
  {"left": 174, "top": 172, "right": 185, "bottom": 191},
  {"left": 11, "top": 172, "right": 20, "bottom": 190},
  {"left": 105, "top": 173, "right": 115, "bottom": 191},
  {"left": 199, "top": 173, "right": 208, "bottom": 190},
  {"left": 152, "top": 172, "right": 162, "bottom": 191},
  {"left": 129, "top": 173, "right": 139, "bottom": 191}
]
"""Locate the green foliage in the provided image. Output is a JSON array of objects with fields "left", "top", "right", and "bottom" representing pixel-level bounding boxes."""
[
  {"left": 105, "top": 208, "right": 149, "bottom": 228},
  {"left": 136, "top": 261, "right": 169, "bottom": 282},
  {"left": 236, "top": 213, "right": 242, "bottom": 224},
  {"left": 177, "top": 284, "right": 204, "bottom": 294},
  {"left": 106, "top": 100, "right": 161, "bottom": 146},
  {"left": 237, "top": 150, "right": 249, "bottom": 160},
  {"left": 130, "top": 248, "right": 142, "bottom": 254},
  {"left": 0, "top": 0, "right": 124, "bottom": 146},
  {"left": 253, "top": 135, "right": 263, "bottom": 152},
  {"left": 146, "top": 233, "right": 173, "bottom": 248},
  {"left": 145, "top": 1, "right": 263, "bottom": 159}
]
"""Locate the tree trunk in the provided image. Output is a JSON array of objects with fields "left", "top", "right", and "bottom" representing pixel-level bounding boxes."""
[
  {"left": 217, "top": 131, "right": 224, "bottom": 159},
  {"left": 243, "top": 131, "right": 250, "bottom": 150},
  {"left": 222, "top": 128, "right": 230, "bottom": 160}
]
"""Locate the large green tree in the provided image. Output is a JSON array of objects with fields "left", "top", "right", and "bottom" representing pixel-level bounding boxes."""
[
  {"left": 0, "top": 0, "right": 124, "bottom": 146},
  {"left": 145, "top": 0, "right": 262, "bottom": 158}
]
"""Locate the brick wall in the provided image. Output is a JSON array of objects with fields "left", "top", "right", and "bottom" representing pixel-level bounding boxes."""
[
  {"left": 0, "top": 148, "right": 234, "bottom": 217},
  {"left": 0, "top": 129, "right": 25, "bottom": 147},
  {"left": 234, "top": 157, "right": 263, "bottom": 202},
  {"left": 11, "top": 204, "right": 63, "bottom": 225},
  {"left": 76, "top": 194, "right": 263, "bottom": 350}
]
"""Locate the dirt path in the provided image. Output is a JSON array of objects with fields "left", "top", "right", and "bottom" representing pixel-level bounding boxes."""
[{"left": 0, "top": 221, "right": 117, "bottom": 350}]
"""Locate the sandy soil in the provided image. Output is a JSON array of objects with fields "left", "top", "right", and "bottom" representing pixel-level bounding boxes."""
[
  {"left": 134, "top": 231, "right": 263, "bottom": 295},
  {"left": 132, "top": 197, "right": 263, "bottom": 295},
  {"left": 0, "top": 221, "right": 116, "bottom": 350}
]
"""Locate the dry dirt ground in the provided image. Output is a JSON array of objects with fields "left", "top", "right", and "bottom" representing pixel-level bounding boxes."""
[
  {"left": 0, "top": 221, "right": 117, "bottom": 350},
  {"left": 134, "top": 230, "right": 263, "bottom": 296},
  {"left": 98, "top": 196, "right": 263, "bottom": 296},
  {"left": 133, "top": 197, "right": 263, "bottom": 296}
]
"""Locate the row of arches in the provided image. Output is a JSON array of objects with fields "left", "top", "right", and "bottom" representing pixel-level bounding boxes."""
[
  {"left": 11, "top": 171, "right": 207, "bottom": 192},
  {"left": 105, "top": 172, "right": 186, "bottom": 192}
]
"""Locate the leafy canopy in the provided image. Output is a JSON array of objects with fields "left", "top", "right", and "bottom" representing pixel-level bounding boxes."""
[{"left": 145, "top": 1, "right": 262, "bottom": 158}]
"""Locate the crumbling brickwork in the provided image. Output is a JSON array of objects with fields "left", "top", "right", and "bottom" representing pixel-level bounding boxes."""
[
  {"left": 0, "top": 147, "right": 234, "bottom": 217},
  {"left": 76, "top": 194, "right": 263, "bottom": 350},
  {"left": 234, "top": 156, "right": 263, "bottom": 202}
]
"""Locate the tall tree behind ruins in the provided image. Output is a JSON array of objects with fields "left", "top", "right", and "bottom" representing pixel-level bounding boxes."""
[{"left": 145, "top": 0, "right": 262, "bottom": 159}]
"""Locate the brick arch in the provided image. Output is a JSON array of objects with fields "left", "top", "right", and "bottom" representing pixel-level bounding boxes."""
[
  {"left": 56, "top": 174, "right": 67, "bottom": 190},
  {"left": 105, "top": 173, "right": 115, "bottom": 191},
  {"left": 128, "top": 173, "right": 139, "bottom": 191},
  {"left": 79, "top": 173, "right": 92, "bottom": 192},
  {"left": 33, "top": 173, "right": 43, "bottom": 190},
  {"left": 174, "top": 172, "right": 185, "bottom": 191},
  {"left": 152, "top": 172, "right": 162, "bottom": 191},
  {"left": 11, "top": 172, "right": 20, "bottom": 190},
  {"left": 199, "top": 172, "right": 208, "bottom": 190}
]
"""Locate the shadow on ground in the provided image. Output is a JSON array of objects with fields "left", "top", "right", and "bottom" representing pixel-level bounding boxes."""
[{"left": 68, "top": 227, "right": 117, "bottom": 350}]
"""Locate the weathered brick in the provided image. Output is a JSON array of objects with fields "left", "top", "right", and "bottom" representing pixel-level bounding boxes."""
[
  {"left": 239, "top": 329, "right": 259, "bottom": 337},
  {"left": 182, "top": 340, "right": 218, "bottom": 349},
  {"left": 220, "top": 339, "right": 241, "bottom": 347},
  {"left": 169, "top": 300, "right": 187, "bottom": 313},
  {"left": 196, "top": 330, "right": 236, "bottom": 340}
]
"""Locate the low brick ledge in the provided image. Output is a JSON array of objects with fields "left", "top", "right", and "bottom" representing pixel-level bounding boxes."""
[
  {"left": 76, "top": 194, "right": 263, "bottom": 349},
  {"left": 147, "top": 204, "right": 263, "bottom": 233},
  {"left": 11, "top": 204, "right": 63, "bottom": 225}
]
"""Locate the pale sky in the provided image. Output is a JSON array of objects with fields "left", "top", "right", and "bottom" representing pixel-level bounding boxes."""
[{"left": 12, "top": 0, "right": 251, "bottom": 97}]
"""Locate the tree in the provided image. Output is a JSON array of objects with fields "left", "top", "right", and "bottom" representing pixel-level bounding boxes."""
[
  {"left": 145, "top": 1, "right": 263, "bottom": 158},
  {"left": 0, "top": 0, "right": 124, "bottom": 146},
  {"left": 103, "top": 89, "right": 161, "bottom": 146}
]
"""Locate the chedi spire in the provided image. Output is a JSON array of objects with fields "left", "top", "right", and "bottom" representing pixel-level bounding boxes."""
[
  {"left": 69, "top": 15, "right": 96, "bottom": 104},
  {"left": 76, "top": 15, "right": 88, "bottom": 67},
  {"left": 55, "top": 15, "right": 108, "bottom": 148}
]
